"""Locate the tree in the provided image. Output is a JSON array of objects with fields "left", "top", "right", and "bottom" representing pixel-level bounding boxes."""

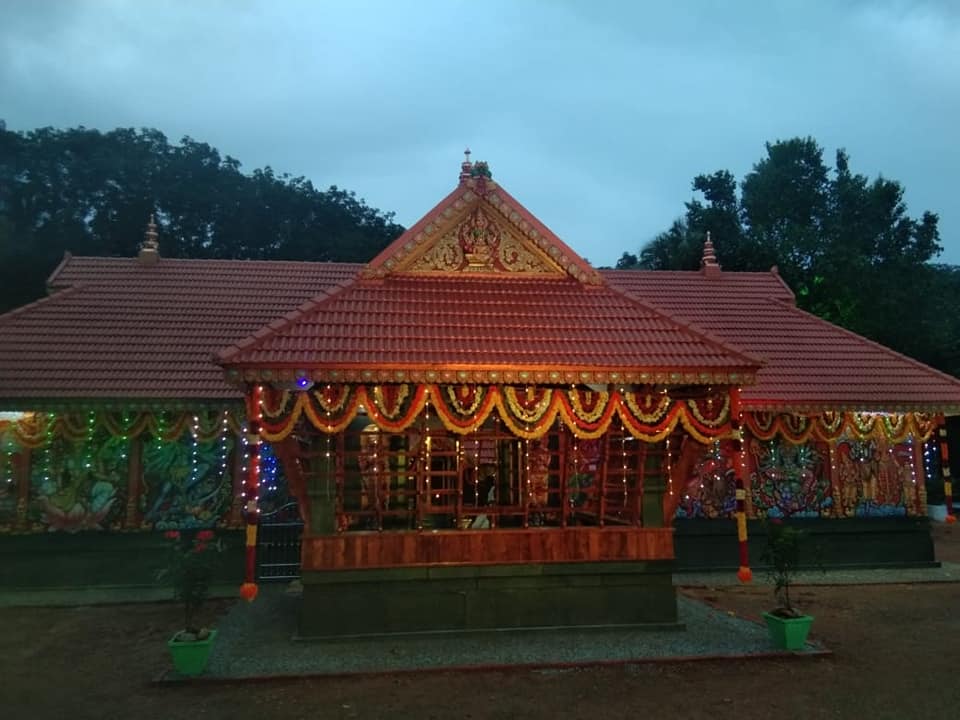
[
  {"left": 627, "top": 137, "right": 954, "bottom": 375},
  {"left": 0, "top": 126, "right": 405, "bottom": 312}
]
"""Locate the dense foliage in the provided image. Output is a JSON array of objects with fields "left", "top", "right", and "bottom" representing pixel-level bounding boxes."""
[
  {"left": 618, "top": 137, "right": 960, "bottom": 376},
  {"left": 0, "top": 126, "right": 404, "bottom": 312}
]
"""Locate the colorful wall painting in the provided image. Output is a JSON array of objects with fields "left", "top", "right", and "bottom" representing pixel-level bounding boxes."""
[
  {"left": 832, "top": 438, "right": 921, "bottom": 517},
  {"left": 141, "top": 432, "right": 235, "bottom": 530},
  {"left": 675, "top": 441, "right": 737, "bottom": 519},
  {"left": 749, "top": 438, "right": 832, "bottom": 518},
  {"left": 674, "top": 436, "right": 924, "bottom": 520},
  {"left": 28, "top": 429, "right": 128, "bottom": 532}
]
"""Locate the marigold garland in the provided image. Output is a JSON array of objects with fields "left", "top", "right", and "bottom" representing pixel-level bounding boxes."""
[{"left": 0, "top": 409, "right": 245, "bottom": 449}]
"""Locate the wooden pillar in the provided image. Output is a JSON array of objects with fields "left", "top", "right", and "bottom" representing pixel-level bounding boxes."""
[
  {"left": 229, "top": 430, "right": 245, "bottom": 527},
  {"left": 273, "top": 435, "right": 314, "bottom": 533},
  {"left": 306, "top": 439, "right": 337, "bottom": 536},
  {"left": 641, "top": 440, "right": 666, "bottom": 528},
  {"left": 14, "top": 449, "right": 31, "bottom": 531},
  {"left": 911, "top": 437, "right": 926, "bottom": 517},
  {"left": 124, "top": 437, "right": 143, "bottom": 529}
]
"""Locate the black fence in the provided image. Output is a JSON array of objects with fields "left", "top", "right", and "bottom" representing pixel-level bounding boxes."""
[{"left": 256, "top": 501, "right": 303, "bottom": 582}]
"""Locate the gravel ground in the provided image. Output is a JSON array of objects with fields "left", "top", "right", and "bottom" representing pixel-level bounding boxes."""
[{"left": 199, "top": 590, "right": 820, "bottom": 680}]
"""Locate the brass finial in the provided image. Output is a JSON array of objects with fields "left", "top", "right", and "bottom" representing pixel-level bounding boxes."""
[
  {"left": 701, "top": 231, "right": 721, "bottom": 277},
  {"left": 139, "top": 213, "right": 160, "bottom": 265},
  {"left": 144, "top": 214, "right": 159, "bottom": 251},
  {"left": 459, "top": 147, "right": 474, "bottom": 182}
]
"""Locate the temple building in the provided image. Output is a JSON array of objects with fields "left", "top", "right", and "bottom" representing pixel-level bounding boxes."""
[{"left": 0, "top": 157, "right": 956, "bottom": 635}]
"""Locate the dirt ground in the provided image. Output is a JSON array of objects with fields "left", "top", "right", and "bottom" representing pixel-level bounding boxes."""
[{"left": 2, "top": 524, "right": 958, "bottom": 720}]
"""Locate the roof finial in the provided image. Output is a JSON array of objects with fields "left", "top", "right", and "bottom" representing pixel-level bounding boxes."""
[
  {"left": 459, "top": 147, "right": 473, "bottom": 182},
  {"left": 701, "top": 230, "right": 721, "bottom": 278},
  {"left": 139, "top": 213, "right": 160, "bottom": 265}
]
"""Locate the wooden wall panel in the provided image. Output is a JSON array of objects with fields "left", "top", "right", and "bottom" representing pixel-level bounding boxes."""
[{"left": 302, "top": 527, "right": 674, "bottom": 571}]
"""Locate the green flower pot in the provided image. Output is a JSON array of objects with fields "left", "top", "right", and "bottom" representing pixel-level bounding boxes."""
[
  {"left": 167, "top": 629, "right": 218, "bottom": 676},
  {"left": 762, "top": 612, "right": 813, "bottom": 650}
]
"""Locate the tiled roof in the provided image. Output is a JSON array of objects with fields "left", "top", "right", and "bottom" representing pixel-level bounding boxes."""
[
  {"left": 2, "top": 255, "right": 959, "bottom": 412},
  {"left": 604, "top": 269, "right": 960, "bottom": 412},
  {"left": 0, "top": 255, "right": 360, "bottom": 404},
  {"left": 217, "top": 274, "right": 759, "bottom": 384}
]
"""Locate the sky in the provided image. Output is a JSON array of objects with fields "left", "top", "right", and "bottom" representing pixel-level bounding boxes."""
[{"left": 1, "top": 0, "right": 957, "bottom": 267}]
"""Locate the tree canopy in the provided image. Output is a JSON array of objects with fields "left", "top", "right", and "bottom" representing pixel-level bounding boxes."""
[
  {"left": 622, "top": 137, "right": 958, "bottom": 376},
  {"left": 0, "top": 126, "right": 404, "bottom": 312}
]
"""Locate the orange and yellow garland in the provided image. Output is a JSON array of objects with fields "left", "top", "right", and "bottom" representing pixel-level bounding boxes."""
[{"left": 257, "top": 384, "right": 734, "bottom": 443}]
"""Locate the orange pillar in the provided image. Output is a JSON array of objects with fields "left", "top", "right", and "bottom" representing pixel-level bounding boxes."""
[
  {"left": 732, "top": 389, "right": 752, "bottom": 582},
  {"left": 939, "top": 425, "right": 956, "bottom": 524},
  {"left": 239, "top": 385, "right": 263, "bottom": 601}
]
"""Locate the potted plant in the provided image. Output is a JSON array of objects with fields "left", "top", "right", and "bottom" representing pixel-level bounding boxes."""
[
  {"left": 158, "top": 528, "right": 223, "bottom": 675},
  {"left": 761, "top": 520, "right": 816, "bottom": 650}
]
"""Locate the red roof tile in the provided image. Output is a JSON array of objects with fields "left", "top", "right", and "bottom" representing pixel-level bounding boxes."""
[
  {"left": 0, "top": 256, "right": 359, "bottom": 403},
  {"left": 217, "top": 274, "right": 759, "bottom": 380},
  {"left": 604, "top": 269, "right": 960, "bottom": 412}
]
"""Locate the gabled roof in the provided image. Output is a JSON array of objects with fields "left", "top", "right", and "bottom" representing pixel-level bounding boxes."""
[
  {"left": 216, "top": 273, "right": 760, "bottom": 386},
  {"left": 361, "top": 158, "right": 602, "bottom": 285},
  {"left": 1, "top": 156, "right": 959, "bottom": 414},
  {"left": 217, "top": 160, "right": 759, "bottom": 386},
  {"left": 0, "top": 255, "right": 360, "bottom": 404},
  {"left": 604, "top": 268, "right": 960, "bottom": 412}
]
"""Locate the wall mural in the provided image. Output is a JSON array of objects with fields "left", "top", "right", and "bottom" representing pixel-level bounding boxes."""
[
  {"left": 674, "top": 436, "right": 924, "bottom": 520},
  {"left": 675, "top": 441, "right": 737, "bottom": 519},
  {"left": 0, "top": 426, "right": 244, "bottom": 533},
  {"left": 833, "top": 438, "right": 921, "bottom": 517},
  {"left": 141, "top": 433, "right": 235, "bottom": 530},
  {"left": 0, "top": 434, "right": 19, "bottom": 527},
  {"left": 749, "top": 438, "right": 832, "bottom": 518},
  {"left": 28, "top": 430, "right": 128, "bottom": 532}
]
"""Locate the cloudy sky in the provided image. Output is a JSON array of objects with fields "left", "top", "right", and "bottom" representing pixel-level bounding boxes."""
[{"left": 1, "top": 0, "right": 957, "bottom": 267}]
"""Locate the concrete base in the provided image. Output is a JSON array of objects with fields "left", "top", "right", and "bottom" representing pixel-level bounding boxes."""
[
  {"left": 299, "top": 560, "right": 678, "bottom": 638},
  {"left": 674, "top": 517, "right": 936, "bottom": 570},
  {"left": 0, "top": 530, "right": 244, "bottom": 588}
]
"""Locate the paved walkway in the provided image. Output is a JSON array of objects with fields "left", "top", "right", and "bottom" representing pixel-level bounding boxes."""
[
  {"left": 2, "top": 562, "right": 957, "bottom": 608},
  {"left": 675, "top": 561, "right": 960, "bottom": 587},
  {"left": 166, "top": 588, "right": 827, "bottom": 681}
]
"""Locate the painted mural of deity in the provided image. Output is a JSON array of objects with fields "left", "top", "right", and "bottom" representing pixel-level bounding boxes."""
[
  {"left": 750, "top": 438, "right": 831, "bottom": 518},
  {"left": 28, "top": 432, "right": 127, "bottom": 532},
  {"left": 141, "top": 433, "right": 234, "bottom": 529},
  {"left": 834, "top": 439, "right": 918, "bottom": 517},
  {"left": 675, "top": 441, "right": 737, "bottom": 519}
]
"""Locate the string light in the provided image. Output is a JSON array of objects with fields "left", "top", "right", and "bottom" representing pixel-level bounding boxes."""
[
  {"left": 621, "top": 432, "right": 628, "bottom": 506},
  {"left": 42, "top": 413, "right": 53, "bottom": 485},
  {"left": 474, "top": 437, "right": 480, "bottom": 506},
  {"left": 219, "top": 410, "right": 230, "bottom": 483},
  {"left": 907, "top": 436, "right": 917, "bottom": 485},
  {"left": 239, "top": 421, "right": 249, "bottom": 500},
  {"left": 84, "top": 411, "right": 95, "bottom": 471},
  {"left": 3, "top": 449, "right": 13, "bottom": 486},
  {"left": 665, "top": 435, "right": 673, "bottom": 496},
  {"left": 190, "top": 415, "right": 200, "bottom": 485},
  {"left": 119, "top": 411, "right": 129, "bottom": 461}
]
